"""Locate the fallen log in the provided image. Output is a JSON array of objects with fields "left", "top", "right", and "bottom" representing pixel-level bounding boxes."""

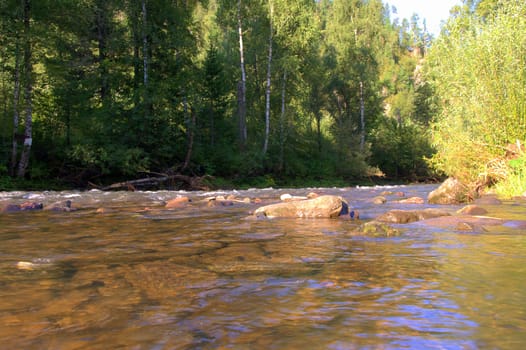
[{"left": 98, "top": 174, "right": 210, "bottom": 191}]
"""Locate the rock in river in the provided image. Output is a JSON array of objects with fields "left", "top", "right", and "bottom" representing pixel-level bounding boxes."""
[
  {"left": 1, "top": 201, "right": 43, "bottom": 212},
  {"left": 254, "top": 195, "right": 348, "bottom": 218},
  {"left": 428, "top": 177, "right": 471, "bottom": 204},
  {"left": 376, "top": 208, "right": 451, "bottom": 224}
]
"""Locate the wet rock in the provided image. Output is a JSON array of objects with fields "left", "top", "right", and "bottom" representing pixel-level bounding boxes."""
[
  {"left": 165, "top": 196, "right": 191, "bottom": 208},
  {"left": 280, "top": 193, "right": 307, "bottom": 202},
  {"left": 457, "top": 204, "right": 488, "bottom": 215},
  {"left": 207, "top": 199, "right": 234, "bottom": 207},
  {"left": 428, "top": 177, "right": 470, "bottom": 204},
  {"left": 474, "top": 195, "right": 502, "bottom": 205},
  {"left": 1, "top": 201, "right": 43, "bottom": 212},
  {"left": 376, "top": 208, "right": 451, "bottom": 224},
  {"left": 372, "top": 196, "right": 386, "bottom": 204},
  {"left": 307, "top": 192, "right": 319, "bottom": 199},
  {"left": 416, "top": 215, "right": 503, "bottom": 232},
  {"left": 360, "top": 221, "right": 401, "bottom": 237},
  {"left": 46, "top": 200, "right": 77, "bottom": 212},
  {"left": 16, "top": 261, "right": 36, "bottom": 270},
  {"left": 398, "top": 196, "right": 425, "bottom": 204},
  {"left": 254, "top": 195, "right": 348, "bottom": 218},
  {"left": 16, "top": 258, "right": 53, "bottom": 270},
  {"left": 455, "top": 222, "right": 487, "bottom": 232}
]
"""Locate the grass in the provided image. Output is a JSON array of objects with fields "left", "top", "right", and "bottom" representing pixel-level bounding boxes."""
[{"left": 493, "top": 156, "right": 526, "bottom": 198}]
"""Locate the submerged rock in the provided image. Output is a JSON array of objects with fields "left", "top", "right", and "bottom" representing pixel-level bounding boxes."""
[
  {"left": 474, "top": 195, "right": 502, "bottom": 205},
  {"left": 360, "top": 221, "right": 402, "bottom": 237},
  {"left": 371, "top": 196, "right": 387, "bottom": 204},
  {"left": 457, "top": 204, "right": 488, "bottom": 215},
  {"left": 254, "top": 195, "right": 348, "bottom": 218},
  {"left": 455, "top": 221, "right": 487, "bottom": 232},
  {"left": 376, "top": 208, "right": 451, "bottom": 224},
  {"left": 416, "top": 215, "right": 503, "bottom": 232},
  {"left": 46, "top": 200, "right": 77, "bottom": 212},
  {"left": 428, "top": 177, "right": 471, "bottom": 204},
  {"left": 398, "top": 196, "right": 425, "bottom": 204}
]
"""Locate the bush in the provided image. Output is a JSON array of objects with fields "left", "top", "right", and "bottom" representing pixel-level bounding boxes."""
[
  {"left": 494, "top": 151, "right": 526, "bottom": 198},
  {"left": 427, "top": 2, "right": 526, "bottom": 192}
]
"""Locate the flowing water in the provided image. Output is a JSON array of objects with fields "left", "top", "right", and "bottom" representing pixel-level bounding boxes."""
[{"left": 0, "top": 184, "right": 525, "bottom": 349}]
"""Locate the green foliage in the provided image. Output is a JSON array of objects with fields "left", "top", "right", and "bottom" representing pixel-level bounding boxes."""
[
  {"left": 370, "top": 117, "right": 434, "bottom": 179},
  {"left": 427, "top": 1, "right": 526, "bottom": 189},
  {"left": 0, "top": 0, "right": 440, "bottom": 188},
  {"left": 68, "top": 143, "right": 149, "bottom": 176},
  {"left": 494, "top": 152, "right": 526, "bottom": 198}
]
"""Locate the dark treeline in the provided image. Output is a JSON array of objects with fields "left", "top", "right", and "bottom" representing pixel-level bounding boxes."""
[{"left": 0, "top": 0, "right": 436, "bottom": 188}]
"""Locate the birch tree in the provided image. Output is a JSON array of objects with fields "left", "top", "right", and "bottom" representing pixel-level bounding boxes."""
[
  {"left": 16, "top": 0, "right": 32, "bottom": 178},
  {"left": 262, "top": 0, "right": 273, "bottom": 156},
  {"left": 10, "top": 38, "right": 21, "bottom": 176},
  {"left": 237, "top": 0, "right": 247, "bottom": 150}
]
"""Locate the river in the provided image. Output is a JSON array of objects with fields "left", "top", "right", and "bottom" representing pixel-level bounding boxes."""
[{"left": 0, "top": 184, "right": 525, "bottom": 349}]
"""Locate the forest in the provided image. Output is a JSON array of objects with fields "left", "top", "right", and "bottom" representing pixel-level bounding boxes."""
[{"left": 0, "top": 0, "right": 524, "bottom": 194}]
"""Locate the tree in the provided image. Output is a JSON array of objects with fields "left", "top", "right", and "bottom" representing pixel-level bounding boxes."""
[
  {"left": 262, "top": 0, "right": 273, "bottom": 156},
  {"left": 16, "top": 0, "right": 32, "bottom": 178},
  {"left": 236, "top": 0, "right": 247, "bottom": 150}
]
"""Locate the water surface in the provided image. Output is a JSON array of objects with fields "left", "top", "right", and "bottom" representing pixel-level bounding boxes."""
[{"left": 1, "top": 185, "right": 525, "bottom": 349}]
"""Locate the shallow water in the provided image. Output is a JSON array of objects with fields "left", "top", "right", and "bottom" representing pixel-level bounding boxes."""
[{"left": 0, "top": 185, "right": 525, "bottom": 349}]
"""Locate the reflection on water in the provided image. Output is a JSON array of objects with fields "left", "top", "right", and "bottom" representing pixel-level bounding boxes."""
[{"left": 0, "top": 185, "right": 525, "bottom": 349}]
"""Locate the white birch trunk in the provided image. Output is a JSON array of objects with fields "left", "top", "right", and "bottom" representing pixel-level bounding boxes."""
[
  {"left": 10, "top": 40, "right": 21, "bottom": 176},
  {"left": 278, "top": 70, "right": 287, "bottom": 172},
  {"left": 262, "top": 0, "right": 273, "bottom": 156},
  {"left": 17, "top": 0, "right": 32, "bottom": 178},
  {"left": 359, "top": 80, "right": 365, "bottom": 151},
  {"left": 237, "top": 0, "right": 247, "bottom": 148}
]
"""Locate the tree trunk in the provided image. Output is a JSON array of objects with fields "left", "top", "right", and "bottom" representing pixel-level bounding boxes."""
[
  {"left": 10, "top": 40, "right": 21, "bottom": 177},
  {"left": 359, "top": 80, "right": 365, "bottom": 151},
  {"left": 182, "top": 95, "right": 196, "bottom": 171},
  {"left": 278, "top": 70, "right": 287, "bottom": 173},
  {"left": 316, "top": 110, "right": 322, "bottom": 153},
  {"left": 237, "top": 0, "right": 247, "bottom": 150},
  {"left": 17, "top": 0, "right": 32, "bottom": 178},
  {"left": 142, "top": 0, "right": 148, "bottom": 90},
  {"left": 131, "top": 1, "right": 141, "bottom": 108},
  {"left": 95, "top": 1, "right": 109, "bottom": 106},
  {"left": 262, "top": 0, "right": 273, "bottom": 156}
]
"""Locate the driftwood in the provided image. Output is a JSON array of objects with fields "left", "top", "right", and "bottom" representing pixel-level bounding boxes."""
[{"left": 95, "top": 174, "right": 211, "bottom": 191}]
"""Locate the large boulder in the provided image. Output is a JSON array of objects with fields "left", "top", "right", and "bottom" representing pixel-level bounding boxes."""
[
  {"left": 376, "top": 208, "right": 451, "bottom": 224},
  {"left": 428, "top": 177, "right": 471, "bottom": 204},
  {"left": 254, "top": 195, "right": 348, "bottom": 218}
]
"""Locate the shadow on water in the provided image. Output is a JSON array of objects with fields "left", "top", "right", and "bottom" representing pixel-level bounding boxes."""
[{"left": 0, "top": 185, "right": 525, "bottom": 349}]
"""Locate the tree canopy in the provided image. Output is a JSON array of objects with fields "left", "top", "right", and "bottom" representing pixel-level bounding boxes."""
[{"left": 2, "top": 0, "right": 521, "bottom": 193}]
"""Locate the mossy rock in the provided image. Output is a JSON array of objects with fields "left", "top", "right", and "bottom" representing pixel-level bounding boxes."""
[{"left": 360, "top": 221, "right": 402, "bottom": 237}]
